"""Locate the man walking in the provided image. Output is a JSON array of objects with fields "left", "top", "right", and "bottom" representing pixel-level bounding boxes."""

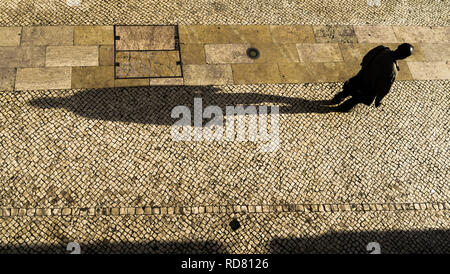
[{"left": 328, "top": 43, "right": 414, "bottom": 112}]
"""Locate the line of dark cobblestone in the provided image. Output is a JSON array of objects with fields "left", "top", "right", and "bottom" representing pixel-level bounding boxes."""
[{"left": 1, "top": 202, "right": 448, "bottom": 218}]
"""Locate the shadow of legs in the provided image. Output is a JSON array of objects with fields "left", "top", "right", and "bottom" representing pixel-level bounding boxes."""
[
  {"left": 323, "top": 89, "right": 352, "bottom": 105},
  {"left": 333, "top": 97, "right": 362, "bottom": 112}
]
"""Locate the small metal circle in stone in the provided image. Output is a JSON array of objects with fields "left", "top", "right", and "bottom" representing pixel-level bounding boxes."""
[{"left": 246, "top": 48, "right": 260, "bottom": 59}]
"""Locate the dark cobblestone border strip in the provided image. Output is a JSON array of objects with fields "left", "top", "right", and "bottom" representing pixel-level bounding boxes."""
[{"left": 1, "top": 202, "right": 449, "bottom": 218}]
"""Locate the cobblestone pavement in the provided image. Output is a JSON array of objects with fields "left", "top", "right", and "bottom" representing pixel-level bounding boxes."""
[
  {"left": 0, "top": 0, "right": 448, "bottom": 27},
  {"left": 1, "top": 211, "right": 449, "bottom": 254},
  {"left": 1, "top": 81, "right": 449, "bottom": 253}
]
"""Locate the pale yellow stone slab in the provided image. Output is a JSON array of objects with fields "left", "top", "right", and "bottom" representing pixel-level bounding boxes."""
[
  {"left": 15, "top": 67, "right": 71, "bottom": 90},
  {"left": 205, "top": 44, "right": 253, "bottom": 64},
  {"left": 419, "top": 43, "right": 450, "bottom": 61},
  {"left": 396, "top": 60, "right": 413, "bottom": 81},
  {"left": 180, "top": 43, "right": 206, "bottom": 64},
  {"left": 45, "top": 46, "right": 99, "bottom": 67},
  {"left": 393, "top": 26, "right": 449, "bottom": 43},
  {"left": 74, "top": 26, "right": 114, "bottom": 45},
  {"left": 150, "top": 78, "right": 184, "bottom": 86},
  {"left": 231, "top": 63, "right": 282, "bottom": 84},
  {"left": 354, "top": 26, "right": 398, "bottom": 43},
  {"left": 0, "top": 47, "right": 45, "bottom": 68},
  {"left": 296, "top": 43, "right": 343, "bottom": 62},
  {"left": 116, "top": 26, "right": 175, "bottom": 50},
  {"left": 0, "top": 27, "right": 22, "bottom": 46},
  {"left": 115, "top": 78, "right": 150, "bottom": 87},
  {"left": 0, "top": 68, "right": 16, "bottom": 91},
  {"left": 253, "top": 43, "right": 300, "bottom": 63},
  {"left": 269, "top": 25, "right": 315, "bottom": 43},
  {"left": 99, "top": 45, "right": 114, "bottom": 66},
  {"left": 407, "top": 61, "right": 450, "bottom": 80},
  {"left": 305, "top": 62, "right": 360, "bottom": 82},
  {"left": 179, "top": 25, "right": 239, "bottom": 44},
  {"left": 278, "top": 63, "right": 314, "bottom": 83},
  {"left": 233, "top": 25, "right": 273, "bottom": 44},
  {"left": 179, "top": 25, "right": 272, "bottom": 44},
  {"left": 72, "top": 66, "right": 114, "bottom": 89},
  {"left": 183, "top": 64, "right": 233, "bottom": 85},
  {"left": 21, "top": 26, "right": 74, "bottom": 46}
]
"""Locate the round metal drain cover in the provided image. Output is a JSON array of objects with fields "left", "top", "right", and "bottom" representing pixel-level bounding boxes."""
[{"left": 246, "top": 48, "right": 260, "bottom": 59}]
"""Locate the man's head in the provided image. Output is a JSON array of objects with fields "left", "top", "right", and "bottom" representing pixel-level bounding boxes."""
[{"left": 393, "top": 43, "right": 414, "bottom": 60}]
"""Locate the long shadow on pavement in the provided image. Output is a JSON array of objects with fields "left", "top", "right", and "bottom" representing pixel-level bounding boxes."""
[{"left": 28, "top": 86, "right": 336, "bottom": 125}]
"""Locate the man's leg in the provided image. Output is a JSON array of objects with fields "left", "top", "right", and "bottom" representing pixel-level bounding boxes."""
[
  {"left": 333, "top": 97, "right": 362, "bottom": 112},
  {"left": 325, "top": 74, "right": 360, "bottom": 105},
  {"left": 327, "top": 88, "right": 352, "bottom": 105}
]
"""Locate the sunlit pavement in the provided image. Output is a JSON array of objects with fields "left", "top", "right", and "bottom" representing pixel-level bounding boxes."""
[{"left": 0, "top": 1, "right": 448, "bottom": 253}]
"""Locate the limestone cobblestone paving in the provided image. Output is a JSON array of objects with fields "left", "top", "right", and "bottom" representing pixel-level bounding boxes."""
[
  {"left": 1, "top": 0, "right": 449, "bottom": 254},
  {"left": 0, "top": 0, "right": 448, "bottom": 26},
  {"left": 0, "top": 211, "right": 448, "bottom": 253},
  {"left": 0, "top": 81, "right": 448, "bottom": 210}
]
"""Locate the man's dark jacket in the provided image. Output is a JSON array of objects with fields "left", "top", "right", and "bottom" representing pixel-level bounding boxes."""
[{"left": 347, "top": 45, "right": 399, "bottom": 106}]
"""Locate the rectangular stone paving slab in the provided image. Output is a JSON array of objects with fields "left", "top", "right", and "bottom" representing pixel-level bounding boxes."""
[
  {"left": 353, "top": 26, "right": 398, "bottom": 43},
  {"left": 232, "top": 63, "right": 282, "bottom": 84},
  {"left": 395, "top": 61, "right": 413, "bottom": 81},
  {"left": 45, "top": 46, "right": 99, "bottom": 67},
  {"left": 205, "top": 44, "right": 252, "bottom": 64},
  {"left": 419, "top": 43, "right": 450, "bottom": 62},
  {"left": 252, "top": 43, "right": 300, "bottom": 63},
  {"left": 407, "top": 61, "right": 450, "bottom": 80},
  {"left": 269, "top": 25, "right": 315, "bottom": 43},
  {"left": 71, "top": 66, "right": 114, "bottom": 88},
  {"left": 278, "top": 63, "right": 314, "bottom": 83},
  {"left": 21, "top": 26, "right": 74, "bottom": 46},
  {"left": 15, "top": 67, "right": 71, "bottom": 90},
  {"left": 179, "top": 25, "right": 273, "bottom": 44},
  {"left": 114, "top": 78, "right": 150, "bottom": 87},
  {"left": 115, "top": 26, "right": 176, "bottom": 50},
  {"left": 180, "top": 43, "right": 206, "bottom": 64},
  {"left": 183, "top": 64, "right": 233, "bottom": 85},
  {"left": 296, "top": 43, "right": 343, "bottom": 62},
  {"left": 0, "top": 27, "right": 22, "bottom": 46},
  {"left": 0, "top": 47, "right": 45, "bottom": 68},
  {"left": 99, "top": 45, "right": 114, "bottom": 66},
  {"left": 392, "top": 26, "right": 449, "bottom": 43},
  {"left": 305, "top": 62, "right": 360, "bottom": 82},
  {"left": 74, "top": 26, "right": 114, "bottom": 45},
  {"left": 0, "top": 68, "right": 16, "bottom": 91}
]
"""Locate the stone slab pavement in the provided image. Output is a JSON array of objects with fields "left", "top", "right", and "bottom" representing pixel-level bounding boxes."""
[{"left": 0, "top": 25, "right": 449, "bottom": 91}]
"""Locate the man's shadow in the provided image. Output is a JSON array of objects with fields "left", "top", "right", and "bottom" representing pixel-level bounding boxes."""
[{"left": 28, "top": 85, "right": 336, "bottom": 125}]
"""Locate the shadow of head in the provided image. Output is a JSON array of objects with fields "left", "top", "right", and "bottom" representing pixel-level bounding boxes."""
[{"left": 28, "top": 85, "right": 334, "bottom": 125}]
